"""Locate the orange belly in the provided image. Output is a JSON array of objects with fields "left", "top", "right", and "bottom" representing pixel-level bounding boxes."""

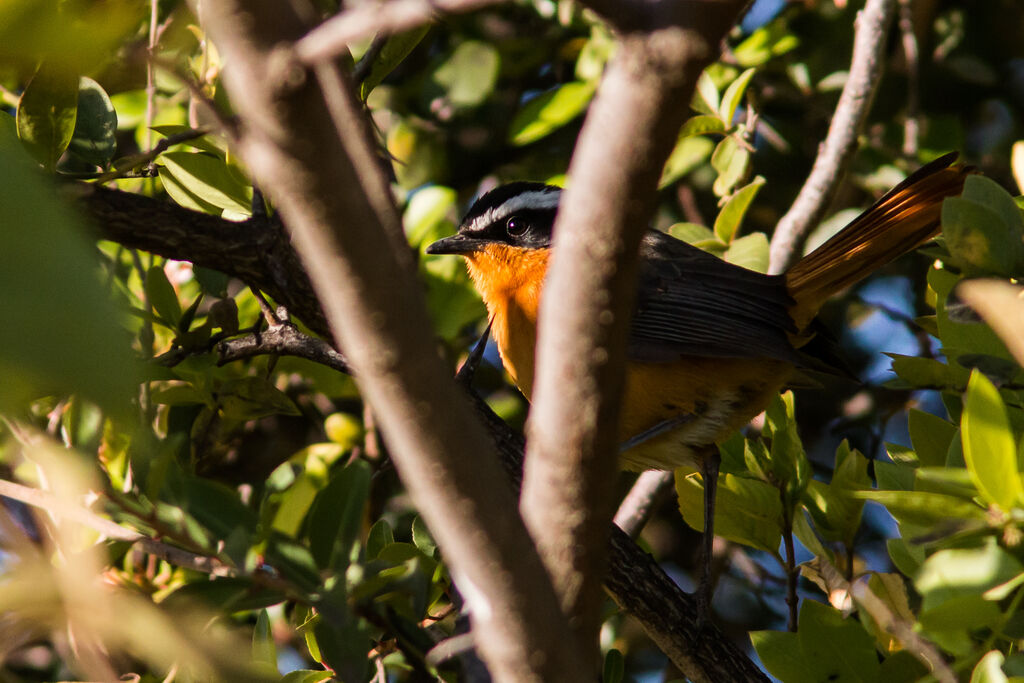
[{"left": 484, "top": 293, "right": 792, "bottom": 470}]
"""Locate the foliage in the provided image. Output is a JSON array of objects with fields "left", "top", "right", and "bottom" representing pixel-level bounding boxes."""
[{"left": 2, "top": 0, "right": 1024, "bottom": 681}]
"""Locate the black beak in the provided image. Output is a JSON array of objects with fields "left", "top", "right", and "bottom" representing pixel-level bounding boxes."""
[{"left": 425, "top": 233, "right": 486, "bottom": 255}]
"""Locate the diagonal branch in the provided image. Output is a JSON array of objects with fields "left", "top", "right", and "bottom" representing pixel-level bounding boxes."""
[
  {"left": 767, "top": 0, "right": 898, "bottom": 274},
  {"left": 522, "top": 1, "right": 748, "bottom": 659},
  {"left": 195, "top": 0, "right": 588, "bottom": 680}
]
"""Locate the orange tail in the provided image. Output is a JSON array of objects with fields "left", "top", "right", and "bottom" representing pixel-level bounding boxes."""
[{"left": 785, "top": 152, "right": 971, "bottom": 329}]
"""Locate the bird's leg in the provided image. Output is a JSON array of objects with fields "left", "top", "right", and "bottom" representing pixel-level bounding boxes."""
[
  {"left": 455, "top": 320, "right": 493, "bottom": 388},
  {"left": 696, "top": 446, "right": 721, "bottom": 630}
]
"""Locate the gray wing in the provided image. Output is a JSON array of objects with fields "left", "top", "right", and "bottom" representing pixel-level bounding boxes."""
[{"left": 628, "top": 230, "right": 805, "bottom": 365}]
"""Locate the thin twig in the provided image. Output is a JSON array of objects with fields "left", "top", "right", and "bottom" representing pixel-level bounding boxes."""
[
  {"left": 767, "top": 0, "right": 898, "bottom": 274},
  {"left": 145, "top": 0, "right": 159, "bottom": 152},
  {"left": 216, "top": 322, "right": 351, "bottom": 372},
  {"left": 898, "top": 0, "right": 920, "bottom": 157},
  {"left": 613, "top": 471, "right": 675, "bottom": 539},
  {"left": 850, "top": 577, "right": 956, "bottom": 683},
  {"left": 295, "top": 0, "right": 505, "bottom": 65},
  {"left": 95, "top": 129, "right": 208, "bottom": 183}
]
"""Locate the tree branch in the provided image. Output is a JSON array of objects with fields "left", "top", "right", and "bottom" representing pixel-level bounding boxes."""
[
  {"left": 767, "top": 0, "right": 898, "bottom": 274},
  {"left": 522, "top": 1, "right": 747, "bottom": 658},
  {"left": 195, "top": 1, "right": 587, "bottom": 679},
  {"left": 73, "top": 183, "right": 767, "bottom": 682},
  {"left": 294, "top": 0, "right": 505, "bottom": 65},
  {"left": 614, "top": 471, "right": 675, "bottom": 539}
]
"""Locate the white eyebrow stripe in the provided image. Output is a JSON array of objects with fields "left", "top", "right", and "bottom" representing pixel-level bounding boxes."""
[{"left": 465, "top": 189, "right": 561, "bottom": 234}]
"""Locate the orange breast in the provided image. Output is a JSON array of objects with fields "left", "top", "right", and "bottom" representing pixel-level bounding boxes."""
[{"left": 463, "top": 244, "right": 794, "bottom": 469}]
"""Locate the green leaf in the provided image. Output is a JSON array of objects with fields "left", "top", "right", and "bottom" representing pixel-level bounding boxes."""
[
  {"left": 852, "top": 490, "right": 985, "bottom": 526},
  {"left": 659, "top": 136, "right": 714, "bottom": 188},
  {"left": 219, "top": 377, "right": 301, "bottom": 420},
  {"left": 908, "top": 409, "right": 958, "bottom": 468},
  {"left": 679, "top": 114, "right": 727, "bottom": 138},
  {"left": 751, "top": 630, "right": 814, "bottom": 683},
  {"left": 798, "top": 600, "right": 881, "bottom": 682},
  {"left": 66, "top": 77, "right": 116, "bottom": 167},
  {"left": 280, "top": 671, "right": 334, "bottom": 683},
  {"left": 162, "top": 577, "right": 286, "bottom": 613},
  {"left": 723, "top": 232, "right": 769, "bottom": 273},
  {"left": 366, "top": 519, "right": 394, "bottom": 559},
  {"left": 272, "top": 471, "right": 321, "bottom": 537},
  {"left": 0, "top": 115, "right": 136, "bottom": 413},
  {"left": 711, "top": 135, "right": 750, "bottom": 197},
  {"left": 432, "top": 40, "right": 500, "bottom": 108},
  {"left": 941, "top": 176, "right": 1024, "bottom": 278},
  {"left": 887, "top": 538, "right": 925, "bottom": 578},
  {"left": 508, "top": 82, "right": 595, "bottom": 146},
  {"left": 916, "top": 542, "right": 1023, "bottom": 612},
  {"left": 405, "top": 185, "right": 457, "bottom": 247},
  {"left": 692, "top": 70, "right": 719, "bottom": 116},
  {"left": 359, "top": 26, "right": 431, "bottom": 99},
  {"left": 145, "top": 265, "right": 182, "bottom": 326},
  {"left": 719, "top": 68, "right": 756, "bottom": 126},
  {"left": 16, "top": 62, "right": 78, "bottom": 170},
  {"left": 602, "top": 648, "right": 624, "bottom": 683},
  {"left": 677, "top": 470, "right": 782, "bottom": 552},
  {"left": 252, "top": 609, "right": 276, "bottom": 671},
  {"left": 668, "top": 222, "right": 715, "bottom": 244},
  {"left": 714, "top": 176, "right": 765, "bottom": 244},
  {"left": 962, "top": 369, "right": 1022, "bottom": 509},
  {"left": 307, "top": 460, "right": 372, "bottom": 571},
  {"left": 411, "top": 515, "right": 437, "bottom": 557},
  {"left": 971, "top": 651, "right": 1008, "bottom": 683},
  {"left": 733, "top": 19, "right": 800, "bottom": 68},
  {"left": 157, "top": 151, "right": 252, "bottom": 216}
]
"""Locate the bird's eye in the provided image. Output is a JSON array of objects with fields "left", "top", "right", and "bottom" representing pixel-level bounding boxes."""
[{"left": 506, "top": 216, "right": 528, "bottom": 237}]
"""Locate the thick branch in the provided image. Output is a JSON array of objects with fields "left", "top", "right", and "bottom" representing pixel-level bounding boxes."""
[
  {"left": 614, "top": 471, "right": 675, "bottom": 539},
  {"left": 522, "top": 2, "right": 746, "bottom": 657},
  {"left": 196, "top": 1, "right": 586, "bottom": 680},
  {"left": 767, "top": 0, "right": 898, "bottom": 274}
]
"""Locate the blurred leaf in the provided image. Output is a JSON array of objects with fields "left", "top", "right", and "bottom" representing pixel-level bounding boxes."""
[
  {"left": 958, "top": 280, "right": 1024, "bottom": 368},
  {"left": 405, "top": 185, "right": 457, "bottom": 247},
  {"left": 679, "top": 114, "right": 727, "bottom": 138},
  {"left": 692, "top": 70, "right": 719, "bottom": 116},
  {"left": 411, "top": 515, "right": 436, "bottom": 557},
  {"left": 433, "top": 40, "right": 500, "bottom": 108},
  {"left": 366, "top": 519, "right": 395, "bottom": 559},
  {"left": 711, "top": 135, "right": 750, "bottom": 197},
  {"left": 219, "top": 377, "right": 301, "bottom": 420},
  {"left": 308, "top": 460, "right": 371, "bottom": 571},
  {"left": 66, "top": 77, "right": 116, "bottom": 167},
  {"left": 17, "top": 61, "right": 78, "bottom": 171},
  {"left": 157, "top": 151, "right": 253, "bottom": 217},
  {"left": 388, "top": 119, "right": 446, "bottom": 189},
  {"left": 163, "top": 577, "right": 287, "bottom": 613},
  {"left": 668, "top": 222, "right": 715, "bottom": 244},
  {"left": 1013, "top": 141, "right": 1024, "bottom": 195},
  {"left": 659, "top": 136, "right": 713, "bottom": 188},
  {"left": 962, "top": 369, "right": 1021, "bottom": 510},
  {"left": 280, "top": 671, "right": 334, "bottom": 683},
  {"left": 718, "top": 68, "right": 755, "bottom": 126},
  {"left": 714, "top": 175, "right": 765, "bottom": 244},
  {"left": 916, "top": 542, "right": 1022, "bottom": 615},
  {"left": 359, "top": 26, "right": 431, "bottom": 99},
  {"left": 272, "top": 471, "right": 320, "bottom": 537},
  {"left": 312, "top": 612, "right": 372, "bottom": 682},
  {"left": 252, "top": 608, "right": 277, "bottom": 671},
  {"left": 733, "top": 19, "right": 800, "bottom": 68},
  {"left": 603, "top": 648, "right": 624, "bottom": 683},
  {"left": 508, "top": 81, "right": 595, "bottom": 146},
  {"left": 145, "top": 265, "right": 182, "bottom": 327},
  {"left": 0, "top": 113, "right": 136, "bottom": 413},
  {"left": 942, "top": 176, "right": 1024, "bottom": 277},
  {"left": 971, "top": 651, "right": 1008, "bottom": 683}
]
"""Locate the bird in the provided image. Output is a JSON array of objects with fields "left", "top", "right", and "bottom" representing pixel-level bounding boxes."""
[{"left": 425, "top": 152, "right": 970, "bottom": 618}]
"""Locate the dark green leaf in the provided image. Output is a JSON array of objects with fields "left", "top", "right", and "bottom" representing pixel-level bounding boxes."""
[
  {"left": 67, "top": 77, "right": 116, "bottom": 166},
  {"left": 908, "top": 409, "right": 958, "bottom": 468},
  {"left": 751, "top": 630, "right": 814, "bottom": 683},
  {"left": 411, "top": 515, "right": 436, "bottom": 557},
  {"left": 219, "top": 377, "right": 301, "bottom": 420},
  {"left": 798, "top": 600, "right": 880, "bottom": 682},
  {"left": 145, "top": 265, "right": 182, "bottom": 326},
  {"left": 359, "top": 26, "right": 431, "bottom": 99},
  {"left": 252, "top": 608, "right": 277, "bottom": 670},
  {"left": 366, "top": 519, "right": 394, "bottom": 559},
  {"left": 308, "top": 460, "right": 372, "bottom": 571},
  {"left": 602, "top": 648, "right": 624, "bottom": 683},
  {"left": 16, "top": 62, "right": 78, "bottom": 170}
]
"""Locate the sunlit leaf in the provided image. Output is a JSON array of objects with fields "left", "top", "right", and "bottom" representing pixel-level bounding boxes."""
[
  {"left": 17, "top": 62, "right": 78, "bottom": 170},
  {"left": 508, "top": 81, "right": 595, "bottom": 146},
  {"left": 961, "top": 369, "right": 1022, "bottom": 509}
]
